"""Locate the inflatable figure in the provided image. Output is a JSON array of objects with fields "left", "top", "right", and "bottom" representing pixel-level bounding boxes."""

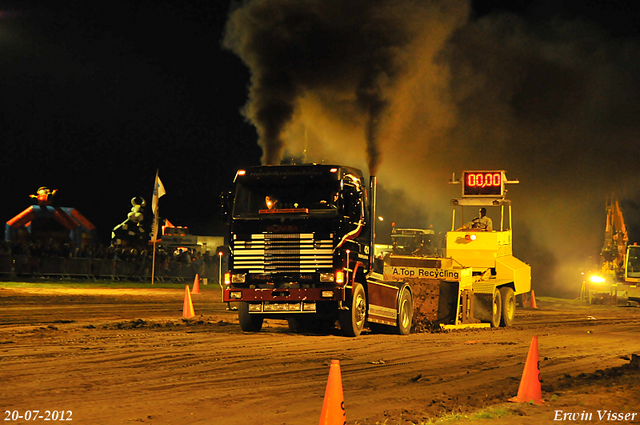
[
  {"left": 111, "top": 197, "right": 148, "bottom": 248},
  {"left": 30, "top": 187, "right": 58, "bottom": 207}
]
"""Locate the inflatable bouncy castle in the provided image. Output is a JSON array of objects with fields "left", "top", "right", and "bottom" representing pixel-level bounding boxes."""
[{"left": 5, "top": 187, "right": 97, "bottom": 248}]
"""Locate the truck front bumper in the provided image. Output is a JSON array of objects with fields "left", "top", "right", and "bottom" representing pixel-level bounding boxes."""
[{"left": 223, "top": 287, "right": 345, "bottom": 303}]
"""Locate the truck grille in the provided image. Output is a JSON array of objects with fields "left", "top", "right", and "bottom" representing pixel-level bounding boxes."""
[{"left": 233, "top": 233, "right": 334, "bottom": 272}]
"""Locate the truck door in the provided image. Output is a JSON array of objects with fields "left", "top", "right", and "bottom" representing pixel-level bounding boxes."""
[{"left": 341, "top": 182, "right": 369, "bottom": 248}]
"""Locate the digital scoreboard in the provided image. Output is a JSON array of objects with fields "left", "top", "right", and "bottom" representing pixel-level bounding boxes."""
[{"left": 462, "top": 171, "right": 505, "bottom": 197}]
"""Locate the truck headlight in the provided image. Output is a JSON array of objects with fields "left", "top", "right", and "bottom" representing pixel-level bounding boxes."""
[
  {"left": 231, "top": 273, "right": 246, "bottom": 284},
  {"left": 321, "top": 271, "right": 345, "bottom": 284},
  {"left": 229, "top": 291, "right": 243, "bottom": 299},
  {"left": 320, "top": 272, "right": 335, "bottom": 282},
  {"left": 589, "top": 275, "right": 606, "bottom": 284}
]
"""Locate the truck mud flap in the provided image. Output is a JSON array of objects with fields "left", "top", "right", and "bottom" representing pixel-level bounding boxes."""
[{"left": 367, "top": 279, "right": 401, "bottom": 326}]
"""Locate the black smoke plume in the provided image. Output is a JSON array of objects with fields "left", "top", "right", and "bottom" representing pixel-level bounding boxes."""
[{"left": 223, "top": 0, "right": 423, "bottom": 173}]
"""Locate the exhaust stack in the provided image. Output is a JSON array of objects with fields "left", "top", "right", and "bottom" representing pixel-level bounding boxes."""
[{"left": 369, "top": 175, "right": 377, "bottom": 270}]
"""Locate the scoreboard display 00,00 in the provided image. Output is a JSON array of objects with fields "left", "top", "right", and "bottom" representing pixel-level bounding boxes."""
[{"left": 462, "top": 171, "right": 504, "bottom": 197}]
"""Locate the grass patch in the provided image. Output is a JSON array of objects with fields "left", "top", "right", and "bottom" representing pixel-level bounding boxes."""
[
  {"left": 421, "top": 407, "right": 510, "bottom": 424},
  {"left": 352, "top": 406, "right": 514, "bottom": 425},
  {"left": 425, "top": 406, "right": 511, "bottom": 424},
  {"left": 469, "top": 406, "right": 510, "bottom": 420}
]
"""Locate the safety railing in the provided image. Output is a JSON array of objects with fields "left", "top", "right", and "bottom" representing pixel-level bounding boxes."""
[{"left": 0, "top": 254, "right": 222, "bottom": 283}]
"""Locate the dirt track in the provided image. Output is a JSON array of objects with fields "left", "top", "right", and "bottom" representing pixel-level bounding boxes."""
[{"left": 2, "top": 285, "right": 640, "bottom": 424}]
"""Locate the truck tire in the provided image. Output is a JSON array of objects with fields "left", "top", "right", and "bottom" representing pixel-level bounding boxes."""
[
  {"left": 238, "top": 302, "right": 263, "bottom": 332},
  {"left": 339, "top": 283, "right": 366, "bottom": 337},
  {"left": 396, "top": 288, "right": 413, "bottom": 335},
  {"left": 499, "top": 287, "right": 516, "bottom": 327},
  {"left": 490, "top": 289, "right": 502, "bottom": 328}
]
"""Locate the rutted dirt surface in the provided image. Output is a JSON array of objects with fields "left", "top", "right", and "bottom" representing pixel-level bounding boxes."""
[{"left": 1, "top": 285, "right": 640, "bottom": 424}]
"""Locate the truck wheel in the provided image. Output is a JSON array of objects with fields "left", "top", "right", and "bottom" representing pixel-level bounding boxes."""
[
  {"left": 490, "top": 289, "right": 502, "bottom": 328},
  {"left": 396, "top": 289, "right": 413, "bottom": 335},
  {"left": 339, "top": 283, "right": 366, "bottom": 337},
  {"left": 238, "top": 302, "right": 263, "bottom": 332},
  {"left": 499, "top": 287, "right": 516, "bottom": 327}
]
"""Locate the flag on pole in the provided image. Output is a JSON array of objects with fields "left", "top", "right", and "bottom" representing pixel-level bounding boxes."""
[
  {"left": 150, "top": 171, "right": 166, "bottom": 243},
  {"left": 152, "top": 172, "right": 166, "bottom": 214}
]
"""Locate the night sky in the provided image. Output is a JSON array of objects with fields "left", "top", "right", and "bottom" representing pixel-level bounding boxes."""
[
  {"left": 3, "top": 0, "right": 640, "bottom": 296},
  {"left": 1, "top": 0, "right": 261, "bottom": 240}
]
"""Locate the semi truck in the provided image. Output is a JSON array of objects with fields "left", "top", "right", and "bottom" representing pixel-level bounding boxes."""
[
  {"left": 221, "top": 165, "right": 531, "bottom": 336},
  {"left": 221, "top": 164, "right": 409, "bottom": 336}
]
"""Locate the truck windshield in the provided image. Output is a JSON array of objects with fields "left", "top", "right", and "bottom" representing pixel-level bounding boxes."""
[{"left": 233, "top": 180, "right": 341, "bottom": 218}]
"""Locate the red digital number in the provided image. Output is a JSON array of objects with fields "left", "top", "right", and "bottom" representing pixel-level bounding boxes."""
[{"left": 467, "top": 173, "right": 501, "bottom": 187}]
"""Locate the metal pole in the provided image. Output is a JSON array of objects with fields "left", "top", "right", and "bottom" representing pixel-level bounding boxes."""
[
  {"left": 219, "top": 252, "right": 223, "bottom": 295},
  {"left": 220, "top": 251, "right": 231, "bottom": 309},
  {"left": 451, "top": 208, "right": 456, "bottom": 232},
  {"left": 151, "top": 208, "right": 159, "bottom": 285},
  {"left": 151, "top": 240, "right": 157, "bottom": 284}
]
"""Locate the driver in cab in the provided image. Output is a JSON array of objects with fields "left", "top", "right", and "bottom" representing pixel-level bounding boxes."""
[
  {"left": 461, "top": 207, "right": 493, "bottom": 231},
  {"left": 265, "top": 195, "right": 278, "bottom": 210}
]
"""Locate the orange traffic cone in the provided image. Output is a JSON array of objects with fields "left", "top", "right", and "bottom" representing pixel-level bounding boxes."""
[
  {"left": 530, "top": 290, "right": 538, "bottom": 309},
  {"left": 509, "top": 336, "right": 544, "bottom": 405},
  {"left": 192, "top": 274, "right": 200, "bottom": 294},
  {"left": 319, "top": 360, "right": 346, "bottom": 425},
  {"left": 183, "top": 285, "right": 195, "bottom": 319}
]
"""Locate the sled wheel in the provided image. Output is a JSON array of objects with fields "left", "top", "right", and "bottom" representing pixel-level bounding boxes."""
[
  {"left": 499, "top": 287, "right": 516, "bottom": 327},
  {"left": 490, "top": 289, "right": 502, "bottom": 328}
]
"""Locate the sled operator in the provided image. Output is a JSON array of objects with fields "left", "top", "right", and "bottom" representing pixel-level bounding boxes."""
[{"left": 463, "top": 207, "right": 493, "bottom": 231}]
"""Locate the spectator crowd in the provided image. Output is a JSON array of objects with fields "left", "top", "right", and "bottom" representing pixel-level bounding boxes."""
[{"left": 0, "top": 239, "right": 223, "bottom": 283}]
